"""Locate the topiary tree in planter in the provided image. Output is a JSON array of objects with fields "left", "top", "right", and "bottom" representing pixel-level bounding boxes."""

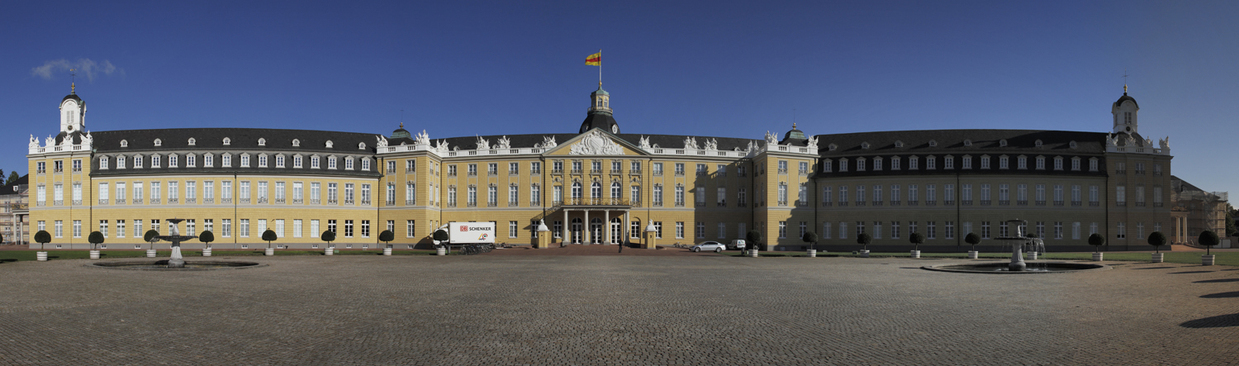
[
  {"left": 199, "top": 230, "right": 215, "bottom": 249},
  {"left": 802, "top": 231, "right": 817, "bottom": 251},
  {"left": 746, "top": 229, "right": 763, "bottom": 251},
  {"left": 1147, "top": 231, "right": 1167, "bottom": 253},
  {"left": 144, "top": 229, "right": 160, "bottom": 251},
  {"left": 379, "top": 230, "right": 395, "bottom": 247},
  {"left": 34, "top": 230, "right": 51, "bottom": 251},
  {"left": 1088, "top": 233, "right": 1105, "bottom": 253},
  {"left": 321, "top": 230, "right": 336, "bottom": 247},
  {"left": 88, "top": 231, "right": 105, "bottom": 250},
  {"left": 909, "top": 232, "right": 925, "bottom": 252},
  {"left": 965, "top": 232, "right": 981, "bottom": 251},
  {"left": 262, "top": 229, "right": 278, "bottom": 249},
  {"left": 1199, "top": 230, "right": 1220, "bottom": 255},
  {"left": 433, "top": 229, "right": 450, "bottom": 245},
  {"left": 856, "top": 232, "right": 872, "bottom": 252}
]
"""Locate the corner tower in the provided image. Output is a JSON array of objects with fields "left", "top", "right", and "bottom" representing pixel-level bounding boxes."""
[
  {"left": 578, "top": 83, "right": 619, "bottom": 134},
  {"left": 1112, "top": 85, "right": 1139, "bottom": 134}
]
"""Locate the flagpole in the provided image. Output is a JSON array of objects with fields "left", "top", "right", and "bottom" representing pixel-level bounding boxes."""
[{"left": 598, "top": 49, "right": 602, "bottom": 87}]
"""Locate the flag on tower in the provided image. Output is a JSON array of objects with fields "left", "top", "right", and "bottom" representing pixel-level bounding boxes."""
[{"left": 585, "top": 52, "right": 601, "bottom": 66}]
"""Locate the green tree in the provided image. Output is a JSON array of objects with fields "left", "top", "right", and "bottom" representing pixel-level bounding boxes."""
[
  {"left": 433, "top": 229, "right": 449, "bottom": 243},
  {"left": 856, "top": 232, "right": 872, "bottom": 252},
  {"left": 1226, "top": 204, "right": 1237, "bottom": 237},
  {"left": 199, "top": 230, "right": 215, "bottom": 249},
  {"left": 87, "top": 231, "right": 105, "bottom": 250},
  {"left": 909, "top": 232, "right": 925, "bottom": 251},
  {"left": 964, "top": 233, "right": 981, "bottom": 251},
  {"left": 1146, "top": 232, "right": 1167, "bottom": 253},
  {"left": 321, "top": 230, "right": 336, "bottom": 247},
  {"left": 379, "top": 229, "right": 395, "bottom": 247},
  {"left": 262, "top": 229, "right": 278, "bottom": 249},
  {"left": 1199, "top": 230, "right": 1220, "bottom": 255},
  {"left": 1087, "top": 233, "right": 1105, "bottom": 253},
  {"left": 746, "top": 229, "right": 763, "bottom": 251},
  {"left": 802, "top": 231, "right": 818, "bottom": 251},
  {"left": 144, "top": 229, "right": 160, "bottom": 250},
  {"left": 6, "top": 171, "right": 17, "bottom": 185},
  {"left": 34, "top": 230, "right": 51, "bottom": 251}
]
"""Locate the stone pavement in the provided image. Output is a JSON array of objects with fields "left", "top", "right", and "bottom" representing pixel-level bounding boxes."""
[{"left": 1, "top": 255, "right": 1237, "bottom": 365}]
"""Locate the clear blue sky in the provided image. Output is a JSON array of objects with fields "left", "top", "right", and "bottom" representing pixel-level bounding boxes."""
[{"left": 2, "top": 1, "right": 1236, "bottom": 197}]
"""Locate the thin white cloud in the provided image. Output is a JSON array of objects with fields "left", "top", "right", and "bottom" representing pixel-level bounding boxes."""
[{"left": 31, "top": 59, "right": 122, "bottom": 81}]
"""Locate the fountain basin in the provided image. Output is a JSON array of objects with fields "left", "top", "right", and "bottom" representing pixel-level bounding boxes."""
[
  {"left": 90, "top": 260, "right": 264, "bottom": 271},
  {"left": 922, "top": 262, "right": 1107, "bottom": 274}
]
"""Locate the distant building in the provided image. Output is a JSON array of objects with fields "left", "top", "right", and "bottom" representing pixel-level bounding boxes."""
[
  {"left": 0, "top": 174, "right": 29, "bottom": 244},
  {"left": 1170, "top": 176, "right": 1228, "bottom": 245},
  {"left": 25, "top": 83, "right": 1182, "bottom": 251}
]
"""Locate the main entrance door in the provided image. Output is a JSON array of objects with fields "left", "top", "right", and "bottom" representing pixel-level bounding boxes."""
[
  {"left": 590, "top": 218, "right": 603, "bottom": 244},
  {"left": 610, "top": 218, "right": 623, "bottom": 244},
  {"left": 571, "top": 218, "right": 583, "bottom": 244}
]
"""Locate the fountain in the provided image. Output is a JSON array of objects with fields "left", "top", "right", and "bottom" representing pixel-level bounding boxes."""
[
  {"left": 922, "top": 218, "right": 1105, "bottom": 274},
  {"left": 157, "top": 218, "right": 198, "bottom": 268},
  {"left": 90, "top": 218, "right": 262, "bottom": 270}
]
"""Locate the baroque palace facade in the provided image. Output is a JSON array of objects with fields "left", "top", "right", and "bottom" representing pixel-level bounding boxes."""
[{"left": 27, "top": 84, "right": 1175, "bottom": 251}]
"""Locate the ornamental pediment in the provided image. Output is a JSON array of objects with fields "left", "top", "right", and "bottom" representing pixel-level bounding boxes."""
[{"left": 545, "top": 129, "right": 644, "bottom": 156}]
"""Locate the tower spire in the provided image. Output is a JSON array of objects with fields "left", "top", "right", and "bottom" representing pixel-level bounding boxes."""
[
  {"left": 1122, "top": 69, "right": 1128, "bottom": 95},
  {"left": 70, "top": 68, "right": 76, "bottom": 94}
]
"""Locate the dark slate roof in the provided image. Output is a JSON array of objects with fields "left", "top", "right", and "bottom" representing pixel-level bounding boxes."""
[
  {"left": 579, "top": 113, "right": 619, "bottom": 134},
  {"left": 425, "top": 130, "right": 763, "bottom": 153},
  {"left": 813, "top": 129, "right": 1108, "bottom": 157},
  {"left": 92, "top": 128, "right": 385, "bottom": 154},
  {"left": 0, "top": 174, "right": 27, "bottom": 195},
  {"left": 1114, "top": 93, "right": 1139, "bottom": 109},
  {"left": 61, "top": 93, "right": 82, "bottom": 104},
  {"left": 1171, "top": 175, "right": 1205, "bottom": 193}
]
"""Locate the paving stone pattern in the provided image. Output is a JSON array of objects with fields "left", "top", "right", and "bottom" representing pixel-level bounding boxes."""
[{"left": 1, "top": 255, "right": 1238, "bottom": 365}]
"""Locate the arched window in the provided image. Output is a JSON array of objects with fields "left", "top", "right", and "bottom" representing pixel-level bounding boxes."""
[
  {"left": 153, "top": 138, "right": 162, "bottom": 147},
  {"left": 611, "top": 181, "right": 621, "bottom": 198},
  {"left": 187, "top": 138, "right": 196, "bottom": 146},
  {"left": 292, "top": 139, "right": 300, "bottom": 147},
  {"left": 358, "top": 142, "right": 366, "bottom": 150},
  {"left": 591, "top": 181, "right": 602, "bottom": 198},
  {"left": 258, "top": 138, "right": 266, "bottom": 146},
  {"left": 222, "top": 137, "right": 231, "bottom": 146},
  {"left": 571, "top": 181, "right": 583, "bottom": 200},
  {"left": 325, "top": 140, "right": 334, "bottom": 148},
  {"left": 120, "top": 139, "right": 128, "bottom": 148}
]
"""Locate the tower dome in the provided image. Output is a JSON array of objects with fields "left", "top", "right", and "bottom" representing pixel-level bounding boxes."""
[
  {"left": 579, "top": 83, "right": 619, "bottom": 134},
  {"left": 392, "top": 122, "right": 411, "bottom": 140}
]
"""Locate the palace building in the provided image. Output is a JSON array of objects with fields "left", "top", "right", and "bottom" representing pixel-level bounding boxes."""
[{"left": 26, "top": 83, "right": 1178, "bottom": 251}]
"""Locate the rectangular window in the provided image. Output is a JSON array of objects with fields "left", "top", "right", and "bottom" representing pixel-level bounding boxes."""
[
  {"left": 890, "top": 221, "right": 900, "bottom": 239},
  {"left": 981, "top": 221, "right": 990, "bottom": 239},
  {"left": 839, "top": 222, "right": 847, "bottom": 239},
  {"left": 293, "top": 219, "right": 303, "bottom": 238},
  {"left": 186, "top": 181, "right": 196, "bottom": 202},
  {"left": 927, "top": 221, "right": 936, "bottom": 240},
  {"left": 676, "top": 222, "right": 685, "bottom": 239},
  {"left": 1116, "top": 185, "right": 1126, "bottom": 206},
  {"left": 510, "top": 221, "right": 518, "bottom": 238},
  {"left": 778, "top": 221, "right": 786, "bottom": 239},
  {"left": 345, "top": 220, "right": 354, "bottom": 238},
  {"left": 406, "top": 220, "right": 415, "bottom": 238},
  {"left": 239, "top": 219, "right": 249, "bottom": 237},
  {"left": 696, "top": 222, "right": 705, "bottom": 239}
]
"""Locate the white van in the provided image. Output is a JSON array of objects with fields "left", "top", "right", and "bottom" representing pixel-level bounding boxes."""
[{"left": 729, "top": 239, "right": 747, "bottom": 250}]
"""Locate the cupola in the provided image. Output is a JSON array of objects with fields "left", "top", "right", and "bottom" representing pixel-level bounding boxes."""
[
  {"left": 1112, "top": 85, "right": 1140, "bottom": 134},
  {"left": 579, "top": 82, "right": 620, "bottom": 134}
]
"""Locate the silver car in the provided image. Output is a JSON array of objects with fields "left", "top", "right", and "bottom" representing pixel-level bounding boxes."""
[{"left": 690, "top": 241, "right": 726, "bottom": 253}]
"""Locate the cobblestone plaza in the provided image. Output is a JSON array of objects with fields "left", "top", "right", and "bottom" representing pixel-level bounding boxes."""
[{"left": 2, "top": 254, "right": 1238, "bottom": 365}]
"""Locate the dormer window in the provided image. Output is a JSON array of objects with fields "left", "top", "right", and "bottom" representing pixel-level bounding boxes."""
[
  {"left": 204, "top": 153, "right": 213, "bottom": 168},
  {"left": 151, "top": 155, "right": 161, "bottom": 168},
  {"left": 116, "top": 155, "right": 126, "bottom": 169},
  {"left": 944, "top": 155, "right": 954, "bottom": 169},
  {"left": 99, "top": 157, "right": 109, "bottom": 170},
  {"left": 925, "top": 155, "right": 936, "bottom": 170},
  {"left": 856, "top": 157, "right": 866, "bottom": 171},
  {"left": 999, "top": 155, "right": 1009, "bottom": 169},
  {"left": 838, "top": 158, "right": 848, "bottom": 172},
  {"left": 861, "top": 142, "right": 870, "bottom": 149},
  {"left": 221, "top": 153, "right": 231, "bottom": 168},
  {"left": 1069, "top": 141, "right": 1078, "bottom": 149},
  {"left": 980, "top": 155, "right": 990, "bottom": 169},
  {"left": 168, "top": 154, "right": 178, "bottom": 168},
  {"left": 999, "top": 139, "right": 1008, "bottom": 147},
  {"left": 311, "top": 156, "right": 321, "bottom": 169},
  {"left": 1017, "top": 155, "right": 1027, "bottom": 169},
  {"left": 120, "top": 140, "right": 128, "bottom": 148},
  {"left": 894, "top": 140, "right": 904, "bottom": 148},
  {"left": 258, "top": 154, "right": 268, "bottom": 168},
  {"left": 292, "top": 139, "right": 301, "bottom": 147},
  {"left": 328, "top": 156, "right": 337, "bottom": 169},
  {"left": 908, "top": 156, "right": 919, "bottom": 170},
  {"left": 240, "top": 154, "right": 250, "bottom": 168},
  {"left": 1035, "top": 139, "right": 1043, "bottom": 148},
  {"left": 873, "top": 157, "right": 883, "bottom": 171},
  {"left": 325, "top": 140, "right": 334, "bottom": 148},
  {"left": 962, "top": 155, "right": 972, "bottom": 169},
  {"left": 963, "top": 139, "right": 972, "bottom": 147},
  {"left": 358, "top": 142, "right": 366, "bottom": 150},
  {"left": 828, "top": 143, "right": 838, "bottom": 151},
  {"left": 345, "top": 157, "right": 355, "bottom": 170},
  {"left": 361, "top": 159, "right": 371, "bottom": 171},
  {"left": 1035, "top": 156, "right": 1045, "bottom": 170},
  {"left": 293, "top": 155, "right": 303, "bottom": 168},
  {"left": 223, "top": 137, "right": 231, "bottom": 146},
  {"left": 188, "top": 138, "right": 196, "bottom": 146},
  {"left": 258, "top": 138, "right": 266, "bottom": 146},
  {"left": 154, "top": 138, "right": 162, "bottom": 147},
  {"left": 275, "top": 154, "right": 285, "bottom": 168},
  {"left": 928, "top": 140, "right": 937, "bottom": 147}
]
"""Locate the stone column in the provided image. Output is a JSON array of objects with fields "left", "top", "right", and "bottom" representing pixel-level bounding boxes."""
[
  {"left": 584, "top": 210, "right": 590, "bottom": 244},
  {"left": 563, "top": 209, "right": 569, "bottom": 244},
  {"left": 604, "top": 210, "right": 610, "bottom": 244}
]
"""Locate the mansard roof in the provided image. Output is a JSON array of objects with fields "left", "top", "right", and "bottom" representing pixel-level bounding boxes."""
[
  {"left": 92, "top": 128, "right": 383, "bottom": 153},
  {"left": 423, "top": 131, "right": 763, "bottom": 153},
  {"left": 814, "top": 129, "right": 1107, "bottom": 156}
]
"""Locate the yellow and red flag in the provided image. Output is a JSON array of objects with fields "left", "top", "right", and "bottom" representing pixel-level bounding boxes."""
[{"left": 585, "top": 52, "right": 601, "bottom": 66}]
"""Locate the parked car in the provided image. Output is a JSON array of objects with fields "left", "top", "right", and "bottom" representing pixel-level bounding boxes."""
[
  {"left": 729, "top": 239, "right": 747, "bottom": 250},
  {"left": 691, "top": 241, "right": 726, "bottom": 253}
]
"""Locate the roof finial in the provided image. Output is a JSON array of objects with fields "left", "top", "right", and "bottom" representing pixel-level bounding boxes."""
[
  {"left": 70, "top": 68, "right": 76, "bottom": 94},
  {"left": 793, "top": 122, "right": 797, "bottom": 130},
  {"left": 1122, "top": 69, "right": 1129, "bottom": 95}
]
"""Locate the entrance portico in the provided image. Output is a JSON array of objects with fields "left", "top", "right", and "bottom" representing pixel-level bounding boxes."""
[{"left": 558, "top": 198, "right": 631, "bottom": 244}]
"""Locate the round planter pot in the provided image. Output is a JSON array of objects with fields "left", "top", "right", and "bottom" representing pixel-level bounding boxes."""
[
  {"left": 911, "top": 250, "right": 921, "bottom": 258},
  {"left": 1026, "top": 251, "right": 1038, "bottom": 260},
  {"left": 749, "top": 249, "right": 759, "bottom": 258},
  {"left": 202, "top": 248, "right": 212, "bottom": 257},
  {"left": 807, "top": 249, "right": 817, "bottom": 258},
  {"left": 36, "top": 251, "right": 48, "bottom": 261},
  {"left": 89, "top": 250, "right": 100, "bottom": 259},
  {"left": 265, "top": 248, "right": 275, "bottom": 256},
  {"left": 1202, "top": 255, "right": 1216, "bottom": 266},
  {"left": 436, "top": 246, "right": 447, "bottom": 256},
  {"left": 383, "top": 247, "right": 393, "bottom": 256},
  {"left": 967, "top": 250, "right": 979, "bottom": 259},
  {"left": 325, "top": 247, "right": 333, "bottom": 256},
  {"left": 146, "top": 249, "right": 157, "bottom": 258},
  {"left": 861, "top": 249, "right": 870, "bottom": 258},
  {"left": 1092, "top": 252, "right": 1104, "bottom": 261},
  {"left": 1151, "top": 253, "right": 1163, "bottom": 263}
]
